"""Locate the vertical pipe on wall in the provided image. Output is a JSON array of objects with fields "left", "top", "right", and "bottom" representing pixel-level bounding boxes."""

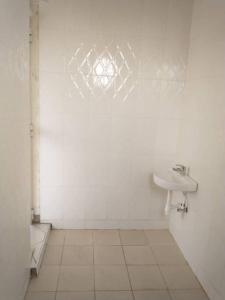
[{"left": 30, "top": 0, "right": 40, "bottom": 218}]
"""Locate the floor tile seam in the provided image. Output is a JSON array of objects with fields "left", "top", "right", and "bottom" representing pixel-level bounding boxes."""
[
  {"left": 59, "top": 242, "right": 64, "bottom": 265},
  {"left": 56, "top": 288, "right": 95, "bottom": 292},
  {"left": 91, "top": 230, "right": 97, "bottom": 300},
  {"left": 144, "top": 230, "right": 177, "bottom": 246},
  {"left": 32, "top": 287, "right": 205, "bottom": 293},
  {"left": 122, "top": 244, "right": 158, "bottom": 265},
  {"left": 53, "top": 241, "right": 65, "bottom": 300},
  {"left": 125, "top": 262, "right": 188, "bottom": 267},
  {"left": 148, "top": 243, "right": 173, "bottom": 300},
  {"left": 61, "top": 230, "right": 65, "bottom": 247},
  {"left": 64, "top": 243, "right": 94, "bottom": 246},
  {"left": 167, "top": 287, "right": 206, "bottom": 290},
  {"left": 143, "top": 230, "right": 149, "bottom": 245},
  {"left": 54, "top": 262, "right": 192, "bottom": 266},
  {"left": 94, "top": 261, "right": 126, "bottom": 265},
  {"left": 53, "top": 288, "right": 157, "bottom": 291},
  {"left": 55, "top": 264, "right": 62, "bottom": 294},
  {"left": 95, "top": 289, "right": 132, "bottom": 292},
  {"left": 168, "top": 288, "right": 210, "bottom": 300},
  {"left": 150, "top": 244, "right": 189, "bottom": 266},
  {"left": 43, "top": 262, "right": 190, "bottom": 267},
  {"left": 158, "top": 264, "right": 204, "bottom": 288},
  {"left": 118, "top": 230, "right": 136, "bottom": 300}
]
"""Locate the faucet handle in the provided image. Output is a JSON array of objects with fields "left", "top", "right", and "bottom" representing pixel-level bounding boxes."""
[
  {"left": 175, "top": 164, "right": 185, "bottom": 170},
  {"left": 172, "top": 164, "right": 187, "bottom": 175}
]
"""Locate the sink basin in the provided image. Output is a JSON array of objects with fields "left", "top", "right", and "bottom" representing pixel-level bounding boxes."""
[{"left": 153, "top": 170, "right": 198, "bottom": 192}]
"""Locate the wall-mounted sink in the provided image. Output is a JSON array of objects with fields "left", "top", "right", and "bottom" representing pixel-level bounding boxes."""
[
  {"left": 153, "top": 168, "right": 198, "bottom": 215},
  {"left": 153, "top": 170, "right": 198, "bottom": 192}
]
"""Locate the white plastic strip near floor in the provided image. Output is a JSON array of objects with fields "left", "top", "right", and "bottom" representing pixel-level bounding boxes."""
[{"left": 30, "top": 224, "right": 51, "bottom": 275}]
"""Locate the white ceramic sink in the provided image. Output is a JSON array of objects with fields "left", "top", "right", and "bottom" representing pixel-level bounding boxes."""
[{"left": 153, "top": 170, "right": 198, "bottom": 192}]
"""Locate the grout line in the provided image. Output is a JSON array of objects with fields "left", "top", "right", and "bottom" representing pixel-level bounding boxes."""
[
  {"left": 150, "top": 243, "right": 173, "bottom": 300},
  {"left": 55, "top": 231, "right": 65, "bottom": 297},
  {"left": 59, "top": 241, "right": 64, "bottom": 266},
  {"left": 118, "top": 230, "right": 135, "bottom": 300},
  {"left": 92, "top": 230, "right": 97, "bottom": 300}
]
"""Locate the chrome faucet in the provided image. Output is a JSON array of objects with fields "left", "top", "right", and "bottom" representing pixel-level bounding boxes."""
[{"left": 172, "top": 164, "right": 187, "bottom": 176}]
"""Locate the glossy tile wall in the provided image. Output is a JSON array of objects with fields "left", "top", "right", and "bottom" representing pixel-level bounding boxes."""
[
  {"left": 170, "top": 1, "right": 225, "bottom": 299},
  {"left": 0, "top": 1, "right": 31, "bottom": 299},
  {"left": 39, "top": 0, "right": 193, "bottom": 228}
]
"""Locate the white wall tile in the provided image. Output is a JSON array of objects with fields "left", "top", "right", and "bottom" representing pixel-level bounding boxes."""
[
  {"left": 89, "top": 154, "right": 112, "bottom": 186},
  {"left": 140, "top": 38, "right": 164, "bottom": 79},
  {"left": 162, "top": 38, "right": 190, "bottom": 81},
  {"left": 136, "top": 80, "right": 161, "bottom": 117},
  {"left": 66, "top": 0, "right": 92, "bottom": 33},
  {"left": 62, "top": 114, "right": 90, "bottom": 152},
  {"left": 90, "top": 0, "right": 142, "bottom": 36},
  {"left": 167, "top": 0, "right": 194, "bottom": 40},
  {"left": 131, "top": 155, "right": 154, "bottom": 188},
  {"left": 142, "top": 0, "right": 170, "bottom": 38},
  {"left": 110, "top": 154, "right": 132, "bottom": 187},
  {"left": 40, "top": 188, "right": 64, "bottom": 220},
  {"left": 62, "top": 152, "right": 90, "bottom": 187},
  {"left": 170, "top": 2, "right": 225, "bottom": 300},
  {"left": 155, "top": 119, "right": 180, "bottom": 156},
  {"left": 188, "top": 38, "right": 225, "bottom": 79},
  {"left": 128, "top": 188, "right": 152, "bottom": 219},
  {"left": 106, "top": 188, "right": 131, "bottom": 220},
  {"left": 39, "top": 28, "right": 66, "bottom": 72},
  {"left": 39, "top": 72, "right": 65, "bottom": 116},
  {"left": 89, "top": 115, "right": 112, "bottom": 153},
  {"left": 111, "top": 117, "right": 135, "bottom": 154},
  {"left": 134, "top": 117, "right": 158, "bottom": 155},
  {"left": 39, "top": 0, "right": 193, "bottom": 229},
  {"left": 62, "top": 188, "right": 87, "bottom": 220},
  {"left": 84, "top": 188, "right": 108, "bottom": 219},
  {"left": 160, "top": 81, "right": 185, "bottom": 119},
  {"left": 39, "top": 0, "right": 67, "bottom": 31}
]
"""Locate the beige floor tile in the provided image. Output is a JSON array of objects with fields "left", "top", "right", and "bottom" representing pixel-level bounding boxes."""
[
  {"left": 25, "top": 292, "right": 55, "bottom": 300},
  {"left": 145, "top": 230, "right": 175, "bottom": 245},
  {"left": 128, "top": 266, "right": 166, "bottom": 290},
  {"left": 48, "top": 230, "right": 65, "bottom": 246},
  {"left": 65, "top": 230, "right": 93, "bottom": 246},
  {"left": 94, "top": 246, "right": 125, "bottom": 265},
  {"left": 120, "top": 230, "right": 148, "bottom": 245},
  {"left": 56, "top": 291, "right": 95, "bottom": 300},
  {"left": 95, "top": 265, "right": 131, "bottom": 290},
  {"left": 151, "top": 245, "right": 186, "bottom": 265},
  {"left": 170, "top": 289, "right": 209, "bottom": 300},
  {"left": 160, "top": 265, "right": 201, "bottom": 289},
  {"left": 134, "top": 290, "right": 171, "bottom": 300},
  {"left": 58, "top": 266, "right": 94, "bottom": 291},
  {"left": 123, "top": 246, "right": 156, "bottom": 265},
  {"left": 28, "top": 266, "right": 59, "bottom": 292},
  {"left": 43, "top": 245, "right": 63, "bottom": 265},
  {"left": 93, "top": 230, "right": 121, "bottom": 245},
  {"left": 96, "top": 291, "right": 133, "bottom": 300},
  {"left": 62, "top": 246, "right": 93, "bottom": 265}
]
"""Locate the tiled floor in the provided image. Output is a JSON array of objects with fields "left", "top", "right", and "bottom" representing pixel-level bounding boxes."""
[{"left": 25, "top": 230, "right": 209, "bottom": 300}]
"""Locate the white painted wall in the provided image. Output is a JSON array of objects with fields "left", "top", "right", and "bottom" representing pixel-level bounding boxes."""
[
  {"left": 39, "top": 0, "right": 193, "bottom": 229},
  {"left": 170, "top": 1, "right": 225, "bottom": 299},
  {"left": 0, "top": 1, "right": 31, "bottom": 299}
]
